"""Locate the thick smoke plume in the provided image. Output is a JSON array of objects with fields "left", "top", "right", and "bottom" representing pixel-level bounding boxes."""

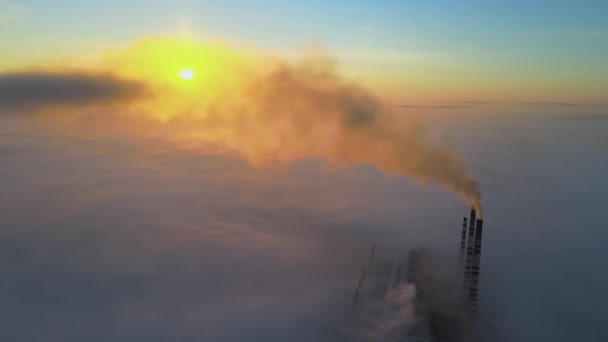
[{"left": 0, "top": 37, "right": 482, "bottom": 211}]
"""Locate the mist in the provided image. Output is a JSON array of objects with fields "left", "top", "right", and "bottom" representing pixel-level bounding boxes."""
[{"left": 2, "top": 111, "right": 608, "bottom": 340}]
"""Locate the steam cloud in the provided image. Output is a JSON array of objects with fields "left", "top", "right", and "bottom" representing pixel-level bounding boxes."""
[
  {"left": 0, "top": 37, "right": 482, "bottom": 212},
  {"left": 344, "top": 283, "right": 417, "bottom": 341},
  {"left": 377, "top": 283, "right": 417, "bottom": 336}
]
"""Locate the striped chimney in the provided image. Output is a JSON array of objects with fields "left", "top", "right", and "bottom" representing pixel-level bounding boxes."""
[
  {"left": 459, "top": 217, "right": 468, "bottom": 262},
  {"left": 464, "top": 207, "right": 477, "bottom": 281},
  {"left": 468, "top": 219, "right": 484, "bottom": 316}
]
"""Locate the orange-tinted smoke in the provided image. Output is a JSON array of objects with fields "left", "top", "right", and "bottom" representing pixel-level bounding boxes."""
[{"left": 0, "top": 36, "right": 482, "bottom": 212}]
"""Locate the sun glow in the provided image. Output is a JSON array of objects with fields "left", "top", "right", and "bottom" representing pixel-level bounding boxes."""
[
  {"left": 180, "top": 67, "right": 195, "bottom": 80},
  {"left": 74, "top": 37, "right": 270, "bottom": 121}
]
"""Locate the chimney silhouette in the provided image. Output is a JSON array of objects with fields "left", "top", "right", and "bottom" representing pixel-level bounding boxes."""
[
  {"left": 468, "top": 219, "right": 484, "bottom": 317},
  {"left": 464, "top": 207, "right": 476, "bottom": 282},
  {"left": 459, "top": 217, "right": 468, "bottom": 262}
]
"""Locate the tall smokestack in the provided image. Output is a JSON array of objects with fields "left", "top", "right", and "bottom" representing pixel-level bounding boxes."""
[
  {"left": 459, "top": 217, "right": 468, "bottom": 262},
  {"left": 468, "top": 219, "right": 484, "bottom": 317},
  {"left": 463, "top": 207, "right": 476, "bottom": 281}
]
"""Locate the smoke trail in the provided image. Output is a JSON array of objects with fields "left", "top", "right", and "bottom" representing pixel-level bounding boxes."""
[{"left": 0, "top": 37, "right": 482, "bottom": 211}]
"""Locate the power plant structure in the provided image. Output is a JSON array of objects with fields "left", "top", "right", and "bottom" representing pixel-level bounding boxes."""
[{"left": 347, "top": 208, "right": 485, "bottom": 341}]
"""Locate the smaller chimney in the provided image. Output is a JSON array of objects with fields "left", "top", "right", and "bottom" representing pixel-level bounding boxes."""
[
  {"left": 459, "top": 217, "right": 468, "bottom": 261},
  {"left": 464, "top": 207, "right": 476, "bottom": 280}
]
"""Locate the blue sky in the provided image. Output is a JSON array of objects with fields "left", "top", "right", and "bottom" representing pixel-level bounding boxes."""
[{"left": 12, "top": 1, "right": 607, "bottom": 48}]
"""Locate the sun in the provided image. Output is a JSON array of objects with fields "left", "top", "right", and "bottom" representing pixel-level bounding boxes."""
[{"left": 179, "top": 68, "right": 195, "bottom": 80}]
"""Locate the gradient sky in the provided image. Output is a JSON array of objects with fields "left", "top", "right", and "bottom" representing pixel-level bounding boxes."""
[{"left": 2, "top": 0, "right": 608, "bottom": 104}]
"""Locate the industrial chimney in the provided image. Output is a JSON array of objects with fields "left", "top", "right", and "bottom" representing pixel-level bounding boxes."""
[
  {"left": 459, "top": 217, "right": 468, "bottom": 262},
  {"left": 463, "top": 207, "right": 476, "bottom": 282},
  {"left": 468, "top": 219, "right": 484, "bottom": 317}
]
